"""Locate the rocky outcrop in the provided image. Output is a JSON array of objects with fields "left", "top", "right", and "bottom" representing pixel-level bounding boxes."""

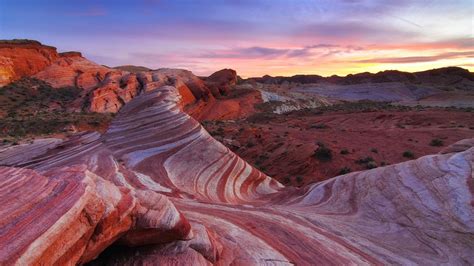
[
  {"left": 34, "top": 52, "right": 110, "bottom": 90},
  {"left": 88, "top": 72, "right": 142, "bottom": 113},
  {"left": 0, "top": 40, "right": 58, "bottom": 86},
  {"left": 204, "top": 68, "right": 237, "bottom": 97},
  {"left": 0, "top": 40, "right": 249, "bottom": 115},
  {"left": 29, "top": 50, "right": 214, "bottom": 112},
  {"left": 113, "top": 65, "right": 152, "bottom": 73},
  {"left": 0, "top": 164, "right": 191, "bottom": 265},
  {"left": 1, "top": 79, "right": 473, "bottom": 264}
]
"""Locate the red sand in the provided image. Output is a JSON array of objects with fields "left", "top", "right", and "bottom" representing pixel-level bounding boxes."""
[{"left": 204, "top": 109, "right": 474, "bottom": 186}]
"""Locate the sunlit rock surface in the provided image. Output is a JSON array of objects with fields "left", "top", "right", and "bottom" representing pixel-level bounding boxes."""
[
  {"left": 0, "top": 40, "right": 58, "bottom": 86},
  {"left": 0, "top": 84, "right": 473, "bottom": 264}
]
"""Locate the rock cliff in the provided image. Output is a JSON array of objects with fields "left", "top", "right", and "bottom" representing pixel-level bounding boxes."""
[{"left": 0, "top": 40, "right": 58, "bottom": 86}]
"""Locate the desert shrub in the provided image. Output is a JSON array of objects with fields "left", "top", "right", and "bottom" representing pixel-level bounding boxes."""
[
  {"left": 403, "top": 150, "right": 415, "bottom": 158},
  {"left": 370, "top": 148, "right": 378, "bottom": 153},
  {"left": 282, "top": 176, "right": 291, "bottom": 184},
  {"left": 340, "top": 148, "right": 349, "bottom": 155},
  {"left": 295, "top": 176, "right": 303, "bottom": 183},
  {"left": 366, "top": 161, "right": 378, "bottom": 169},
  {"left": 88, "top": 120, "right": 101, "bottom": 126},
  {"left": 246, "top": 141, "right": 255, "bottom": 148},
  {"left": 311, "top": 123, "right": 327, "bottom": 129},
  {"left": 430, "top": 138, "right": 444, "bottom": 147},
  {"left": 338, "top": 167, "right": 351, "bottom": 175},
  {"left": 313, "top": 142, "right": 332, "bottom": 161},
  {"left": 355, "top": 156, "right": 374, "bottom": 164}
]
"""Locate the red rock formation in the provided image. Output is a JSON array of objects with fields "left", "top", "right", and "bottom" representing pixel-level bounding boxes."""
[
  {"left": 31, "top": 51, "right": 214, "bottom": 112},
  {"left": 0, "top": 40, "right": 248, "bottom": 116},
  {"left": 204, "top": 68, "right": 237, "bottom": 97},
  {"left": 1, "top": 40, "right": 473, "bottom": 264},
  {"left": 0, "top": 157, "right": 191, "bottom": 265},
  {"left": 1, "top": 81, "right": 473, "bottom": 264},
  {"left": 0, "top": 40, "right": 58, "bottom": 86},
  {"left": 34, "top": 52, "right": 110, "bottom": 90},
  {"left": 188, "top": 88, "right": 263, "bottom": 121}
]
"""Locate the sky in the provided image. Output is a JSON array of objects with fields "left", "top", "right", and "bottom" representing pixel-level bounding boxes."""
[{"left": 0, "top": 0, "right": 473, "bottom": 77}]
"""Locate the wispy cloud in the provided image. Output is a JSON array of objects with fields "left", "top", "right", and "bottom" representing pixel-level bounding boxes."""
[
  {"left": 198, "top": 44, "right": 364, "bottom": 59},
  {"left": 355, "top": 51, "right": 474, "bottom": 64},
  {"left": 3, "top": 0, "right": 472, "bottom": 76}
]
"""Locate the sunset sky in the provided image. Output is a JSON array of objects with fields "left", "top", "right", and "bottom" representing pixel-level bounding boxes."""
[{"left": 1, "top": 0, "right": 473, "bottom": 77}]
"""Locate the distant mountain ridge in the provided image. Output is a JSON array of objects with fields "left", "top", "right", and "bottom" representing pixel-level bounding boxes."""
[{"left": 247, "top": 66, "right": 474, "bottom": 87}]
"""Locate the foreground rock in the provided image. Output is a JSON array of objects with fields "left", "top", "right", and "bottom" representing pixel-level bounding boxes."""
[
  {"left": 1, "top": 81, "right": 473, "bottom": 264},
  {"left": 0, "top": 165, "right": 191, "bottom": 265}
]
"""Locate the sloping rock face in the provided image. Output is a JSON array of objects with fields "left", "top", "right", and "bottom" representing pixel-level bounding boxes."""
[
  {"left": 1, "top": 81, "right": 473, "bottom": 264},
  {"left": 0, "top": 40, "right": 58, "bottom": 86},
  {"left": 34, "top": 51, "right": 110, "bottom": 90}
]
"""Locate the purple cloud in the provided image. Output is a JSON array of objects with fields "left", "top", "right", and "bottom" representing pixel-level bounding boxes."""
[{"left": 356, "top": 51, "right": 474, "bottom": 64}]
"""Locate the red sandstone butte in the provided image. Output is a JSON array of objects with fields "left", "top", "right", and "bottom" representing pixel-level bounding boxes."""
[{"left": 0, "top": 40, "right": 58, "bottom": 86}]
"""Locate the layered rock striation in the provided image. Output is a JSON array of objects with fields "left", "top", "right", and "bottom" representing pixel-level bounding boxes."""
[
  {"left": 1, "top": 40, "right": 473, "bottom": 265},
  {"left": 1, "top": 81, "right": 473, "bottom": 264}
]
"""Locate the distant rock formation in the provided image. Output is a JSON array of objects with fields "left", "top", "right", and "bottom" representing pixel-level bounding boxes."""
[
  {"left": 113, "top": 65, "right": 152, "bottom": 73},
  {"left": 0, "top": 40, "right": 226, "bottom": 114},
  {"left": 204, "top": 68, "right": 237, "bottom": 97},
  {"left": 248, "top": 67, "right": 474, "bottom": 88}
]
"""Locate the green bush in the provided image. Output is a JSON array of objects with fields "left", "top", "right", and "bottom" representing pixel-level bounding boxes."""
[
  {"left": 430, "top": 138, "right": 444, "bottom": 147},
  {"left": 313, "top": 142, "right": 332, "bottom": 161},
  {"left": 338, "top": 167, "right": 351, "bottom": 175},
  {"left": 355, "top": 156, "right": 374, "bottom": 164},
  {"left": 295, "top": 176, "right": 303, "bottom": 183},
  {"left": 366, "top": 161, "right": 378, "bottom": 169},
  {"left": 311, "top": 123, "right": 327, "bottom": 129},
  {"left": 403, "top": 150, "right": 415, "bottom": 159}
]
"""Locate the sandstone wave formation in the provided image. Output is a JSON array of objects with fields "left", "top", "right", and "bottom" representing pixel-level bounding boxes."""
[
  {"left": 0, "top": 40, "right": 473, "bottom": 265},
  {"left": 1, "top": 84, "right": 473, "bottom": 264}
]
